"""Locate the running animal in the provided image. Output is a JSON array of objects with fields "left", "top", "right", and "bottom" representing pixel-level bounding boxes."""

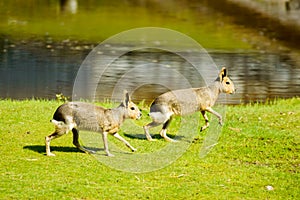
[
  {"left": 45, "top": 91, "right": 141, "bottom": 157},
  {"left": 143, "top": 67, "right": 235, "bottom": 142}
]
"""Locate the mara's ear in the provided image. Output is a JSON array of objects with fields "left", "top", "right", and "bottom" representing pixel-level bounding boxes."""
[
  {"left": 219, "top": 67, "right": 227, "bottom": 81},
  {"left": 123, "top": 90, "right": 130, "bottom": 107}
]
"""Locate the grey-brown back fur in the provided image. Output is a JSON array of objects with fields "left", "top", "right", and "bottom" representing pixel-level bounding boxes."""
[{"left": 53, "top": 102, "right": 131, "bottom": 133}]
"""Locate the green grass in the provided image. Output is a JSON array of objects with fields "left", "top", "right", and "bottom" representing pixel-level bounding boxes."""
[{"left": 0, "top": 98, "right": 299, "bottom": 199}]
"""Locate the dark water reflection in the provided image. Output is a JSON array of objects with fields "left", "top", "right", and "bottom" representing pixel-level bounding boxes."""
[{"left": 0, "top": 44, "right": 299, "bottom": 104}]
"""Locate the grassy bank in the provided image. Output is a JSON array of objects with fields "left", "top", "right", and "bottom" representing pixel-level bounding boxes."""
[
  {"left": 0, "top": 1, "right": 251, "bottom": 50},
  {"left": 0, "top": 98, "right": 299, "bottom": 199}
]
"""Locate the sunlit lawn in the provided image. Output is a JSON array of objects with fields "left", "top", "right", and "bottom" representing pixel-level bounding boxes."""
[{"left": 0, "top": 98, "right": 299, "bottom": 199}]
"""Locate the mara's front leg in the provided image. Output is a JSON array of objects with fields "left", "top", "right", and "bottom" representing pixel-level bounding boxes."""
[
  {"left": 200, "top": 111, "right": 210, "bottom": 132},
  {"left": 102, "top": 131, "right": 114, "bottom": 157},
  {"left": 113, "top": 132, "right": 137, "bottom": 152},
  {"left": 206, "top": 107, "right": 223, "bottom": 126}
]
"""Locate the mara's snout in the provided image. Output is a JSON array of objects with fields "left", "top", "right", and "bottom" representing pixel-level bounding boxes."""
[
  {"left": 228, "top": 88, "right": 236, "bottom": 94},
  {"left": 228, "top": 86, "right": 237, "bottom": 94},
  {"left": 133, "top": 111, "right": 142, "bottom": 120},
  {"left": 137, "top": 111, "right": 142, "bottom": 120}
]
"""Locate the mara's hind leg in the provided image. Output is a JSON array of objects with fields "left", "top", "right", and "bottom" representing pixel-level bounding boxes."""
[
  {"left": 143, "top": 121, "right": 162, "bottom": 141},
  {"left": 72, "top": 128, "right": 95, "bottom": 154},
  {"left": 159, "top": 117, "right": 176, "bottom": 142},
  {"left": 46, "top": 119, "right": 71, "bottom": 156},
  {"left": 143, "top": 108, "right": 172, "bottom": 141},
  {"left": 45, "top": 132, "right": 63, "bottom": 156}
]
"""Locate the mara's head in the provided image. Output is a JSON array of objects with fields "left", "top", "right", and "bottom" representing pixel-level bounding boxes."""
[
  {"left": 122, "top": 90, "right": 142, "bottom": 120},
  {"left": 218, "top": 67, "right": 236, "bottom": 94}
]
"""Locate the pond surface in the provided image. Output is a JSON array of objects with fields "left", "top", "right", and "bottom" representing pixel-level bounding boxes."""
[
  {"left": 0, "top": 43, "right": 299, "bottom": 104},
  {"left": 0, "top": 0, "right": 299, "bottom": 104}
]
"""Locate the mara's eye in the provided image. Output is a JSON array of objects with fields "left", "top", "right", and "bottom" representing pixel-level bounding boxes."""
[
  {"left": 226, "top": 81, "right": 230, "bottom": 85},
  {"left": 130, "top": 107, "right": 135, "bottom": 110}
]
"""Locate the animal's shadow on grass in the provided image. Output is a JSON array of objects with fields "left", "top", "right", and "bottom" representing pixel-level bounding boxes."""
[
  {"left": 23, "top": 145, "right": 102, "bottom": 155},
  {"left": 124, "top": 133, "right": 185, "bottom": 141}
]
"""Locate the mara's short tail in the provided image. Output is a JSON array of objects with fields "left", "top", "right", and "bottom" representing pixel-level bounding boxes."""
[{"left": 50, "top": 119, "right": 65, "bottom": 126}]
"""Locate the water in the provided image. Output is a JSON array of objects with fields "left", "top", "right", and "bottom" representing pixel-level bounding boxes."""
[
  {"left": 0, "top": 0, "right": 300, "bottom": 104},
  {"left": 0, "top": 43, "right": 299, "bottom": 104}
]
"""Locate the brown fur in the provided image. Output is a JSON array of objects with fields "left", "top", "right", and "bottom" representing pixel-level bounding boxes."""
[
  {"left": 45, "top": 91, "right": 141, "bottom": 157},
  {"left": 143, "top": 67, "right": 235, "bottom": 142}
]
